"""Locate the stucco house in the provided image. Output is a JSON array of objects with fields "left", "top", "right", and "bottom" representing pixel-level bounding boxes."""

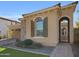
[
  {"left": 9, "top": 21, "right": 21, "bottom": 40},
  {"left": 18, "top": 1, "right": 78, "bottom": 46},
  {"left": 0, "top": 17, "right": 20, "bottom": 39}
]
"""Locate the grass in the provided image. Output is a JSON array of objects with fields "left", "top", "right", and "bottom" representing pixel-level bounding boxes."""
[{"left": 0, "top": 46, "right": 48, "bottom": 57}]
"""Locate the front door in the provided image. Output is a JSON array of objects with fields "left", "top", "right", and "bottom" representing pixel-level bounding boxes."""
[{"left": 59, "top": 17, "right": 70, "bottom": 43}]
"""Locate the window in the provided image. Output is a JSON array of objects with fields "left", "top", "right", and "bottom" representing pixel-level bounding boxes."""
[
  {"left": 35, "top": 17, "right": 43, "bottom": 37},
  {"left": 31, "top": 17, "right": 48, "bottom": 37}
]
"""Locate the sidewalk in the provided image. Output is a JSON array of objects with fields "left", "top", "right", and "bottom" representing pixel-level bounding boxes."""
[{"left": 50, "top": 43, "right": 73, "bottom": 57}]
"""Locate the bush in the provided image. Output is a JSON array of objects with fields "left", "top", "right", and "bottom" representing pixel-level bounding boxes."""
[
  {"left": 16, "top": 41, "right": 25, "bottom": 47},
  {"left": 30, "top": 43, "right": 43, "bottom": 49},
  {"left": 16, "top": 39, "right": 43, "bottom": 49},
  {"left": 16, "top": 39, "right": 33, "bottom": 47},
  {"left": 0, "top": 36, "right": 2, "bottom": 39},
  {"left": 23, "top": 39, "right": 33, "bottom": 46}
]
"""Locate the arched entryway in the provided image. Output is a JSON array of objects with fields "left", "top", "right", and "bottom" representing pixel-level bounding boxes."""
[{"left": 59, "top": 17, "right": 70, "bottom": 43}]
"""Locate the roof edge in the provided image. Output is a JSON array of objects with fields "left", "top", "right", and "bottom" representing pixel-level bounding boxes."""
[
  {"left": 62, "top": 1, "right": 78, "bottom": 9},
  {"left": 71, "top": 1, "right": 78, "bottom": 5},
  {"left": 0, "top": 17, "right": 19, "bottom": 23},
  {"left": 22, "top": 3, "right": 61, "bottom": 16}
]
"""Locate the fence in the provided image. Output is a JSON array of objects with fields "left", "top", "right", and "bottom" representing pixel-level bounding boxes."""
[{"left": 74, "top": 28, "right": 79, "bottom": 43}]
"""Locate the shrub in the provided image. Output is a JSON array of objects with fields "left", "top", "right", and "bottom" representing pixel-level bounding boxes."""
[
  {"left": 16, "top": 41, "right": 25, "bottom": 47},
  {"left": 0, "top": 36, "right": 2, "bottom": 39},
  {"left": 16, "top": 39, "right": 33, "bottom": 47},
  {"left": 23, "top": 39, "right": 33, "bottom": 46},
  {"left": 16, "top": 39, "right": 43, "bottom": 49},
  {"left": 30, "top": 43, "right": 43, "bottom": 49}
]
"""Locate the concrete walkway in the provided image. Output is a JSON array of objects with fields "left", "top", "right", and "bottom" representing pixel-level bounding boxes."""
[{"left": 50, "top": 43, "right": 73, "bottom": 57}]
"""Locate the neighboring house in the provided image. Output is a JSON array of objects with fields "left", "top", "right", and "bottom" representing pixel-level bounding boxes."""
[
  {"left": 9, "top": 21, "right": 21, "bottom": 39},
  {"left": 0, "top": 17, "right": 20, "bottom": 39}
]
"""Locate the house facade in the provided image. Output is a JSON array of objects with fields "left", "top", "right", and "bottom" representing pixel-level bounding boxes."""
[
  {"left": 9, "top": 22, "right": 21, "bottom": 39},
  {"left": 20, "top": 2, "right": 78, "bottom": 46},
  {"left": 0, "top": 17, "right": 20, "bottom": 39}
]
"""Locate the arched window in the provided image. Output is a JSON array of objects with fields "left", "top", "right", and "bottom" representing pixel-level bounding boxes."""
[
  {"left": 31, "top": 17, "right": 48, "bottom": 37},
  {"left": 35, "top": 17, "right": 43, "bottom": 36}
]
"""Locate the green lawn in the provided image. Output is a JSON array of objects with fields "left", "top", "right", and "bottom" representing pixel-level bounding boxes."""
[{"left": 0, "top": 46, "right": 48, "bottom": 57}]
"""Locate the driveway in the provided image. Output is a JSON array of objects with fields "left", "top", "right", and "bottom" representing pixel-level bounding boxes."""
[{"left": 50, "top": 43, "right": 73, "bottom": 57}]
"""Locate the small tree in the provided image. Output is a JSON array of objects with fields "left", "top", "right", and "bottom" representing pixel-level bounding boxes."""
[
  {"left": 76, "top": 10, "right": 79, "bottom": 28},
  {"left": 76, "top": 21, "right": 79, "bottom": 28}
]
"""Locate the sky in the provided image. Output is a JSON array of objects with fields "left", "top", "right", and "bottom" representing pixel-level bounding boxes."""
[{"left": 0, "top": 1, "right": 79, "bottom": 25}]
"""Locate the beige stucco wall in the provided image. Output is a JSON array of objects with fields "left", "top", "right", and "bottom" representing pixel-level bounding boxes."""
[
  {"left": 21, "top": 19, "right": 26, "bottom": 40},
  {"left": 21, "top": 7, "right": 59, "bottom": 46}
]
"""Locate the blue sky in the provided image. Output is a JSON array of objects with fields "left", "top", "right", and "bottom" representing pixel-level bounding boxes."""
[{"left": 0, "top": 1, "right": 79, "bottom": 25}]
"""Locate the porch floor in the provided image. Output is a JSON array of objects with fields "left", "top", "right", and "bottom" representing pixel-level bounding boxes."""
[{"left": 50, "top": 43, "right": 73, "bottom": 57}]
